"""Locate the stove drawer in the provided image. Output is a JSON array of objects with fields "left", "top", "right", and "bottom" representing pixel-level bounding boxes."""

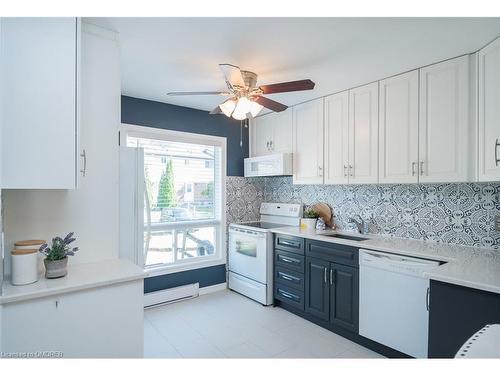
[
  {"left": 275, "top": 250, "right": 305, "bottom": 273},
  {"left": 275, "top": 267, "right": 304, "bottom": 291},
  {"left": 275, "top": 283, "right": 305, "bottom": 311}
]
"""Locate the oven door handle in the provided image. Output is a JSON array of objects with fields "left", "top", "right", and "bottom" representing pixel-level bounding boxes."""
[{"left": 229, "top": 227, "right": 265, "bottom": 237}]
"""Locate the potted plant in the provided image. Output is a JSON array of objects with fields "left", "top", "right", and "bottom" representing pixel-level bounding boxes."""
[
  {"left": 301, "top": 208, "right": 319, "bottom": 232},
  {"left": 39, "top": 232, "right": 79, "bottom": 279}
]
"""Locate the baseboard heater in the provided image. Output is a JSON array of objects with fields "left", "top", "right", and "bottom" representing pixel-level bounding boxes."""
[{"left": 144, "top": 282, "right": 200, "bottom": 308}]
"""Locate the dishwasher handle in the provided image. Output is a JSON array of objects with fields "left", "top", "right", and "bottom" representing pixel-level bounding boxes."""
[{"left": 360, "top": 249, "right": 440, "bottom": 269}]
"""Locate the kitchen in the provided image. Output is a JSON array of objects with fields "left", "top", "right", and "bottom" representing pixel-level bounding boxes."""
[{"left": 0, "top": 6, "right": 500, "bottom": 372}]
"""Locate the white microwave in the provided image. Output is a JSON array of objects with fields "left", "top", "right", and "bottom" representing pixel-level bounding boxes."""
[{"left": 244, "top": 153, "right": 293, "bottom": 177}]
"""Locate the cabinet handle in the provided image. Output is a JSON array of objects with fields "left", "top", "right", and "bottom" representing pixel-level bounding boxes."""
[
  {"left": 270, "top": 140, "right": 274, "bottom": 151},
  {"left": 279, "top": 289, "right": 298, "bottom": 301},
  {"left": 55, "top": 300, "right": 59, "bottom": 309},
  {"left": 280, "top": 256, "right": 299, "bottom": 264},
  {"left": 329, "top": 269, "right": 334, "bottom": 285},
  {"left": 279, "top": 239, "right": 299, "bottom": 248},
  {"left": 420, "top": 161, "right": 424, "bottom": 176},
  {"left": 318, "top": 165, "right": 323, "bottom": 177},
  {"left": 266, "top": 141, "right": 270, "bottom": 151},
  {"left": 324, "top": 267, "right": 327, "bottom": 284},
  {"left": 343, "top": 165, "right": 348, "bottom": 177},
  {"left": 349, "top": 164, "right": 353, "bottom": 177},
  {"left": 495, "top": 139, "right": 500, "bottom": 167},
  {"left": 426, "top": 287, "right": 430, "bottom": 311},
  {"left": 279, "top": 272, "right": 299, "bottom": 282},
  {"left": 80, "top": 149, "right": 87, "bottom": 177},
  {"left": 411, "top": 162, "right": 416, "bottom": 176}
]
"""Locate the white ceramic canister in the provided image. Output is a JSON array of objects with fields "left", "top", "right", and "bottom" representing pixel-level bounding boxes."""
[{"left": 11, "top": 249, "right": 39, "bottom": 285}]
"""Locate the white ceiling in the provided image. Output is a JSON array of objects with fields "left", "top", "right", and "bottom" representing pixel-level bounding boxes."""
[{"left": 86, "top": 17, "right": 500, "bottom": 114}]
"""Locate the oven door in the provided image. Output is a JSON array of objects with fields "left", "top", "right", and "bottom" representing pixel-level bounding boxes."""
[{"left": 228, "top": 226, "right": 269, "bottom": 284}]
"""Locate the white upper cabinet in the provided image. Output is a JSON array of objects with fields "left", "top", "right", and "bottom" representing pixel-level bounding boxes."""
[
  {"left": 1, "top": 18, "right": 80, "bottom": 189},
  {"left": 379, "top": 70, "right": 419, "bottom": 184},
  {"left": 478, "top": 37, "right": 500, "bottom": 181},
  {"left": 271, "top": 110, "right": 293, "bottom": 154},
  {"left": 324, "top": 91, "right": 349, "bottom": 184},
  {"left": 293, "top": 99, "right": 324, "bottom": 184},
  {"left": 348, "top": 82, "right": 379, "bottom": 184},
  {"left": 251, "top": 114, "right": 273, "bottom": 156},
  {"left": 418, "top": 55, "right": 471, "bottom": 183},
  {"left": 250, "top": 110, "right": 292, "bottom": 157}
]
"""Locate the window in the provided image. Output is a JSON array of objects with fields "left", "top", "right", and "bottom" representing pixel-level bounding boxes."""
[{"left": 123, "top": 125, "right": 226, "bottom": 272}]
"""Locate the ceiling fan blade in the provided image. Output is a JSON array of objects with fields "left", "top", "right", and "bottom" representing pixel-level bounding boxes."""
[
  {"left": 209, "top": 106, "right": 222, "bottom": 115},
  {"left": 259, "top": 79, "right": 315, "bottom": 94},
  {"left": 254, "top": 96, "right": 288, "bottom": 112},
  {"left": 167, "top": 91, "right": 230, "bottom": 96},
  {"left": 219, "top": 64, "right": 245, "bottom": 90}
]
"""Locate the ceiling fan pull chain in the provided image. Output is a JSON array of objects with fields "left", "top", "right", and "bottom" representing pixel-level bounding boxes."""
[{"left": 240, "top": 120, "right": 243, "bottom": 147}]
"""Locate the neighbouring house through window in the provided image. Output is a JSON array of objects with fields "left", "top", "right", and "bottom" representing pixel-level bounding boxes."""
[{"left": 123, "top": 125, "right": 226, "bottom": 272}]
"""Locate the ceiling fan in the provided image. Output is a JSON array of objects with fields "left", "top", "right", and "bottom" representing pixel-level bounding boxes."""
[{"left": 167, "top": 64, "right": 315, "bottom": 120}]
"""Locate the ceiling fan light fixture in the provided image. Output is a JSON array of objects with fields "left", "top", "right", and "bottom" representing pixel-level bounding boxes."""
[
  {"left": 219, "top": 98, "right": 236, "bottom": 117},
  {"left": 249, "top": 100, "right": 263, "bottom": 117},
  {"left": 232, "top": 97, "right": 252, "bottom": 120}
]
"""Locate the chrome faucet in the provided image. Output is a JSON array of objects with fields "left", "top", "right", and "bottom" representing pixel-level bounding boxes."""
[{"left": 348, "top": 215, "right": 369, "bottom": 234}]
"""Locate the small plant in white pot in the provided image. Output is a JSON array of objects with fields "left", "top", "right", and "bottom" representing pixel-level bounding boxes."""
[
  {"left": 301, "top": 209, "right": 319, "bottom": 232},
  {"left": 39, "top": 232, "right": 79, "bottom": 279}
]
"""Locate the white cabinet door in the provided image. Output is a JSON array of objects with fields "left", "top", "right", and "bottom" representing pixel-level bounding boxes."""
[
  {"left": 1, "top": 18, "right": 79, "bottom": 189},
  {"left": 271, "top": 110, "right": 293, "bottom": 154},
  {"left": 478, "top": 37, "right": 500, "bottom": 181},
  {"left": 348, "top": 82, "right": 379, "bottom": 184},
  {"left": 250, "top": 115, "right": 273, "bottom": 156},
  {"left": 419, "top": 55, "right": 471, "bottom": 183},
  {"left": 293, "top": 99, "right": 324, "bottom": 184},
  {"left": 324, "top": 91, "right": 349, "bottom": 184},
  {"left": 2, "top": 281, "right": 144, "bottom": 358},
  {"left": 379, "top": 70, "right": 419, "bottom": 184}
]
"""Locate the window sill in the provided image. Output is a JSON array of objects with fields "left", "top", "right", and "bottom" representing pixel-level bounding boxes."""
[{"left": 144, "top": 258, "right": 226, "bottom": 278}]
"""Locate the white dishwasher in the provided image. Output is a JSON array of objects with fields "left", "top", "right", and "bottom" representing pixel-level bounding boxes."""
[{"left": 359, "top": 249, "right": 441, "bottom": 358}]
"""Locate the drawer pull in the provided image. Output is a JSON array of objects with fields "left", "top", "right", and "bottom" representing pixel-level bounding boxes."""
[
  {"left": 280, "top": 255, "right": 299, "bottom": 264},
  {"left": 279, "top": 239, "right": 300, "bottom": 248},
  {"left": 278, "top": 289, "right": 299, "bottom": 302},
  {"left": 278, "top": 272, "right": 299, "bottom": 282}
]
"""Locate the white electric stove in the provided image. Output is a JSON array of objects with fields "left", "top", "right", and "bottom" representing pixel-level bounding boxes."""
[{"left": 228, "top": 202, "right": 303, "bottom": 305}]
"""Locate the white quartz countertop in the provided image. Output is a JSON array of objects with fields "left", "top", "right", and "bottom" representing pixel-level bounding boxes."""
[
  {"left": 0, "top": 258, "right": 147, "bottom": 305},
  {"left": 270, "top": 226, "right": 500, "bottom": 294}
]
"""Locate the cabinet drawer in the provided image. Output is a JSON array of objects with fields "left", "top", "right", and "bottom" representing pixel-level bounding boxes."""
[
  {"left": 275, "top": 283, "right": 305, "bottom": 311},
  {"left": 275, "top": 266, "right": 304, "bottom": 291},
  {"left": 275, "top": 234, "right": 305, "bottom": 255},
  {"left": 275, "top": 250, "right": 305, "bottom": 273},
  {"left": 306, "top": 240, "right": 358, "bottom": 267}
]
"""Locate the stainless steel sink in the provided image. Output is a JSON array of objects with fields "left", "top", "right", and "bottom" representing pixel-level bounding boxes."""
[{"left": 319, "top": 233, "right": 368, "bottom": 242}]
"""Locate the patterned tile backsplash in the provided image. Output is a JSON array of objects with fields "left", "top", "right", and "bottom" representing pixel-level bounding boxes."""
[{"left": 226, "top": 176, "right": 500, "bottom": 250}]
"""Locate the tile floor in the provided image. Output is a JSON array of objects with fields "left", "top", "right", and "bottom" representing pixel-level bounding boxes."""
[{"left": 144, "top": 289, "right": 385, "bottom": 358}]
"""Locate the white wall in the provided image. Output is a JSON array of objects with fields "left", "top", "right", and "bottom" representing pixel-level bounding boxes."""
[{"left": 2, "top": 22, "right": 121, "bottom": 273}]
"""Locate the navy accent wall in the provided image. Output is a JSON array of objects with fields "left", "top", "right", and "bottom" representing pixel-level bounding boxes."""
[
  {"left": 144, "top": 264, "right": 227, "bottom": 294},
  {"left": 121, "top": 95, "right": 248, "bottom": 176}
]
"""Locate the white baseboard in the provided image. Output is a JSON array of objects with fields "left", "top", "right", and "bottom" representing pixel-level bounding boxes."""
[
  {"left": 144, "top": 282, "right": 227, "bottom": 308},
  {"left": 199, "top": 282, "right": 227, "bottom": 295}
]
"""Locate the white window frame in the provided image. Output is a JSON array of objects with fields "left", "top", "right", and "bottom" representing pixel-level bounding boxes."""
[{"left": 120, "top": 123, "right": 227, "bottom": 277}]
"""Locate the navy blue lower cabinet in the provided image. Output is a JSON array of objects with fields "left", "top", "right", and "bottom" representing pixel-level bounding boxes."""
[
  {"left": 428, "top": 280, "right": 500, "bottom": 358},
  {"left": 305, "top": 257, "right": 330, "bottom": 321},
  {"left": 273, "top": 235, "right": 411, "bottom": 358},
  {"left": 330, "top": 263, "right": 359, "bottom": 332}
]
